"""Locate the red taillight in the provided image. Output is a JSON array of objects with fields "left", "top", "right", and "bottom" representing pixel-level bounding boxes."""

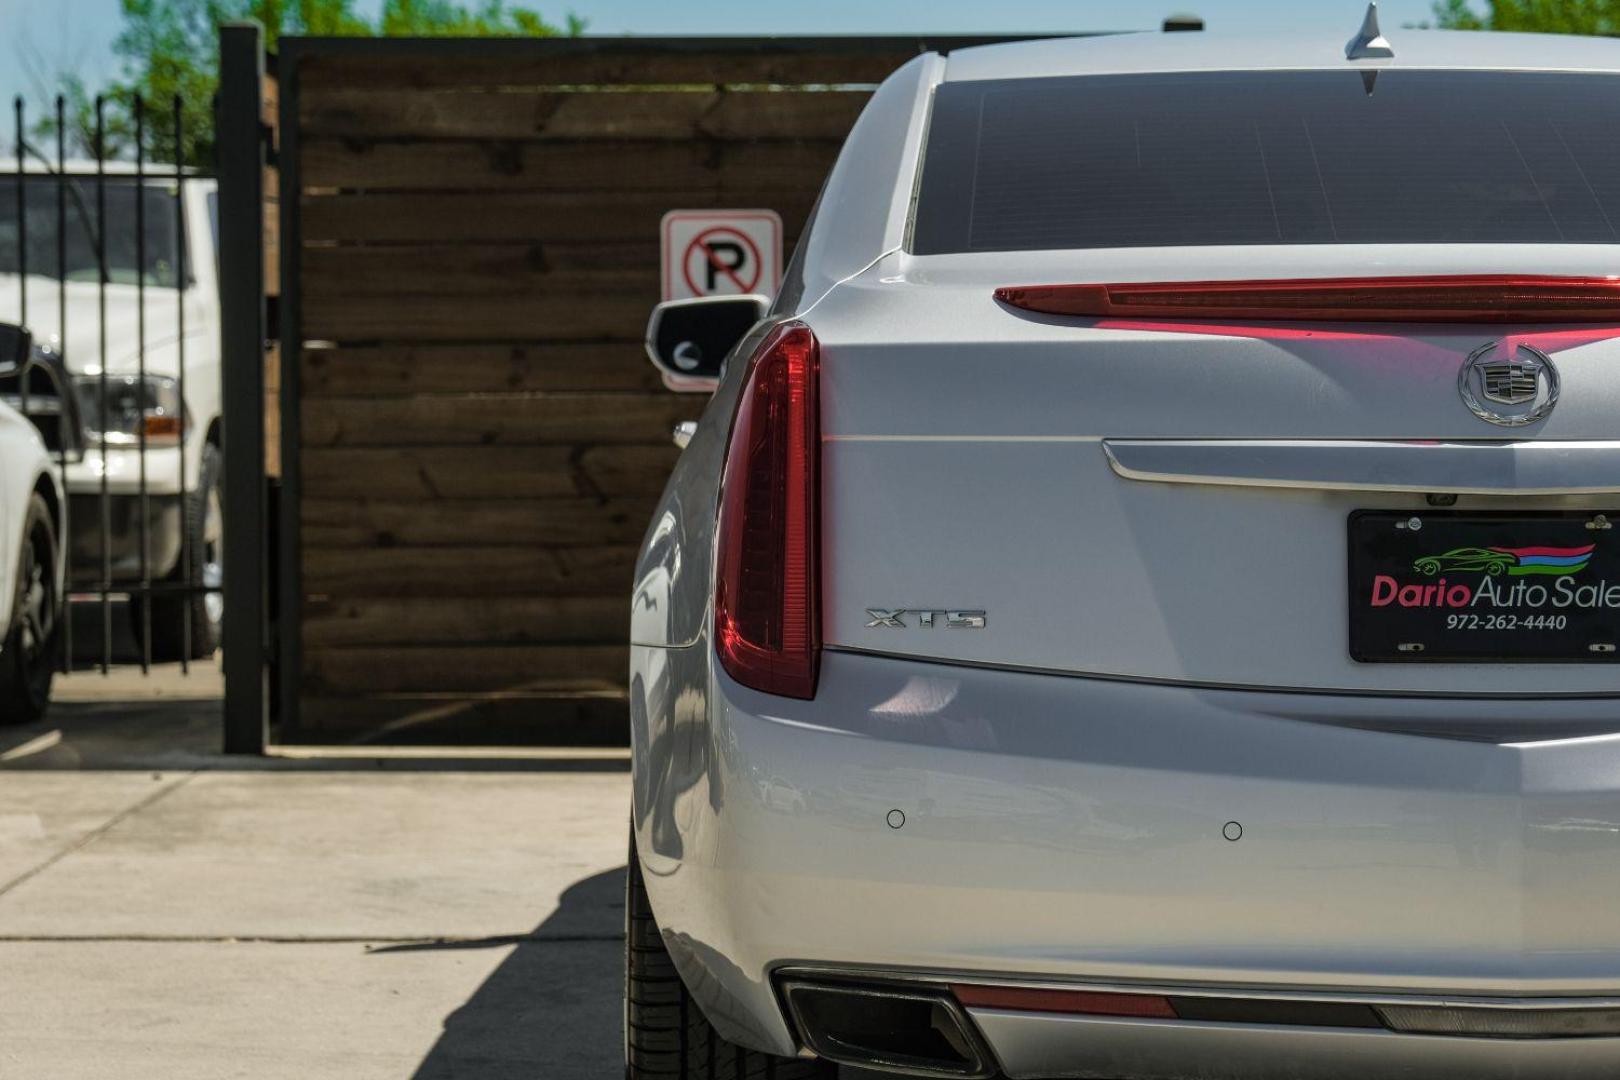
[
  {"left": 952, "top": 985, "right": 1178, "bottom": 1019},
  {"left": 994, "top": 275, "right": 1620, "bottom": 323},
  {"left": 715, "top": 322, "right": 821, "bottom": 700}
]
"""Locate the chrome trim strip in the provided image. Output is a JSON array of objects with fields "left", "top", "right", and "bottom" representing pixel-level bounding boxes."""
[
  {"left": 1104, "top": 438, "right": 1620, "bottom": 495},
  {"left": 825, "top": 645, "right": 1620, "bottom": 701},
  {"left": 775, "top": 964, "right": 1620, "bottom": 1012}
]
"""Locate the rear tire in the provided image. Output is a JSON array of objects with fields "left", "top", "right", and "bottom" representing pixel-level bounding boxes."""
[
  {"left": 626, "top": 828, "right": 833, "bottom": 1079},
  {"left": 135, "top": 443, "right": 222, "bottom": 662},
  {"left": 0, "top": 494, "right": 59, "bottom": 725}
]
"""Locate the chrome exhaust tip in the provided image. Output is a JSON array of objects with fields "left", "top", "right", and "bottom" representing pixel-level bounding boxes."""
[{"left": 781, "top": 979, "right": 996, "bottom": 1078}]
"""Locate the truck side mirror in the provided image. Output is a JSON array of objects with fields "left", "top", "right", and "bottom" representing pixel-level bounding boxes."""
[
  {"left": 645, "top": 295, "right": 770, "bottom": 392},
  {"left": 0, "top": 324, "right": 30, "bottom": 378}
]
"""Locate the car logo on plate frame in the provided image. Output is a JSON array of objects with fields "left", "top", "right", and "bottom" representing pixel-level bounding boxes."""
[{"left": 1458, "top": 342, "right": 1559, "bottom": 427}]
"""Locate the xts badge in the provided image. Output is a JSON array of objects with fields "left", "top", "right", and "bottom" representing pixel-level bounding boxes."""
[{"left": 865, "top": 609, "right": 987, "bottom": 629}]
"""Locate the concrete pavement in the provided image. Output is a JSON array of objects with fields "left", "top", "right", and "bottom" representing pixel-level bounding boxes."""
[
  {"left": 0, "top": 765, "right": 629, "bottom": 1079},
  {"left": 0, "top": 682, "right": 900, "bottom": 1079}
]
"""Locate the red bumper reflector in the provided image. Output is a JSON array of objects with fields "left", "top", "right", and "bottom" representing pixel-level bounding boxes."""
[
  {"left": 994, "top": 275, "right": 1620, "bottom": 323},
  {"left": 951, "top": 984, "right": 1178, "bottom": 1019}
]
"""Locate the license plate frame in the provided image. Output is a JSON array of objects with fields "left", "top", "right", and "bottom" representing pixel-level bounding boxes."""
[{"left": 1348, "top": 511, "right": 1620, "bottom": 663}]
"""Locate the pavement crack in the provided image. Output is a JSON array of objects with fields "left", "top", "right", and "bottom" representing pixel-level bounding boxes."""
[{"left": 0, "top": 771, "right": 198, "bottom": 901}]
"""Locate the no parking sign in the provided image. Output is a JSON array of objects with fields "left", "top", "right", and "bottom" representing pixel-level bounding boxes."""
[{"left": 661, "top": 210, "right": 782, "bottom": 301}]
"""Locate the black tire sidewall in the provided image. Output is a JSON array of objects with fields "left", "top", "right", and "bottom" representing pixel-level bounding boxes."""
[
  {"left": 134, "top": 442, "right": 222, "bottom": 662},
  {"left": 1, "top": 494, "right": 58, "bottom": 724},
  {"left": 625, "top": 825, "right": 834, "bottom": 1079}
]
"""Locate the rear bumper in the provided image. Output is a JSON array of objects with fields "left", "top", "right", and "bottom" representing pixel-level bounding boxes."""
[
  {"left": 971, "top": 1004, "right": 1620, "bottom": 1079},
  {"left": 64, "top": 446, "right": 185, "bottom": 497},
  {"left": 779, "top": 968, "right": 1620, "bottom": 1079},
  {"left": 629, "top": 645, "right": 1620, "bottom": 1075}
]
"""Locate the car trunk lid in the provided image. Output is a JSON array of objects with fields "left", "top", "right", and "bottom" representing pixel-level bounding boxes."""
[{"left": 813, "top": 252, "right": 1620, "bottom": 695}]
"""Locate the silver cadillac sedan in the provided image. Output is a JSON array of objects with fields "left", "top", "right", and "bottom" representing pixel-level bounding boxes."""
[{"left": 627, "top": 18, "right": 1620, "bottom": 1080}]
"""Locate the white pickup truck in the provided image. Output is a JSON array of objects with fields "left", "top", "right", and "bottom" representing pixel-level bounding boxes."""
[{"left": 1, "top": 161, "right": 222, "bottom": 660}]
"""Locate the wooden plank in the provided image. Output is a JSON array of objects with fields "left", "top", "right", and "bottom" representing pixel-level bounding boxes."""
[
  {"left": 300, "top": 138, "right": 843, "bottom": 193},
  {"left": 301, "top": 242, "right": 663, "bottom": 296},
  {"left": 301, "top": 394, "right": 703, "bottom": 448},
  {"left": 302, "top": 343, "right": 665, "bottom": 395},
  {"left": 264, "top": 342, "right": 282, "bottom": 478},
  {"left": 299, "top": 88, "right": 870, "bottom": 141},
  {"left": 264, "top": 165, "right": 280, "bottom": 296},
  {"left": 296, "top": 48, "right": 918, "bottom": 90},
  {"left": 301, "top": 444, "right": 679, "bottom": 500},
  {"left": 302, "top": 290, "right": 655, "bottom": 341},
  {"left": 295, "top": 693, "right": 629, "bottom": 745},
  {"left": 302, "top": 644, "right": 628, "bottom": 694},
  {"left": 301, "top": 496, "right": 661, "bottom": 547},
  {"left": 302, "top": 544, "right": 639, "bottom": 598},
  {"left": 303, "top": 595, "right": 626, "bottom": 648},
  {"left": 264, "top": 215, "right": 279, "bottom": 296},
  {"left": 299, "top": 189, "right": 815, "bottom": 242},
  {"left": 263, "top": 72, "right": 279, "bottom": 130}
]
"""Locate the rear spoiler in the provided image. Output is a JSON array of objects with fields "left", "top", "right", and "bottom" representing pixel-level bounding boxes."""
[{"left": 994, "top": 275, "right": 1620, "bottom": 323}]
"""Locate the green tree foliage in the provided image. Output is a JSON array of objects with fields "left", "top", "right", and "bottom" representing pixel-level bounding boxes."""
[
  {"left": 377, "top": 0, "right": 588, "bottom": 37},
  {"left": 31, "top": 0, "right": 580, "bottom": 166},
  {"left": 1431, "top": 0, "right": 1620, "bottom": 33}
]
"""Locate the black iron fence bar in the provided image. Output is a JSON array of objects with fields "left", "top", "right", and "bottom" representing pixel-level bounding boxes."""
[
  {"left": 175, "top": 94, "right": 191, "bottom": 674},
  {"left": 13, "top": 98, "right": 24, "bottom": 335},
  {"left": 95, "top": 97, "right": 112, "bottom": 675},
  {"left": 218, "top": 21, "right": 268, "bottom": 753},
  {"left": 11, "top": 98, "right": 30, "bottom": 422},
  {"left": 55, "top": 95, "right": 71, "bottom": 673},
  {"left": 134, "top": 96, "right": 150, "bottom": 674},
  {"left": 7, "top": 92, "right": 217, "bottom": 676}
]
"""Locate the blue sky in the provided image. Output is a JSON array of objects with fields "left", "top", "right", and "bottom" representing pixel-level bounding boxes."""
[{"left": 1, "top": 0, "right": 1456, "bottom": 126}]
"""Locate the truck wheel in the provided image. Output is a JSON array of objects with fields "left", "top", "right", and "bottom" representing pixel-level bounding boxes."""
[
  {"left": 626, "top": 828, "right": 834, "bottom": 1080},
  {"left": 0, "top": 494, "right": 59, "bottom": 725},
  {"left": 136, "top": 443, "right": 222, "bottom": 662}
]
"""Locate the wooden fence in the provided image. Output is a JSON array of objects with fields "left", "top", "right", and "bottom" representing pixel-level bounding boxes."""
[{"left": 271, "top": 37, "right": 1019, "bottom": 740}]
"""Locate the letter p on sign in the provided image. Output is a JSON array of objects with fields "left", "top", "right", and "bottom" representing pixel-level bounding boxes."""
[{"left": 661, "top": 210, "right": 783, "bottom": 302}]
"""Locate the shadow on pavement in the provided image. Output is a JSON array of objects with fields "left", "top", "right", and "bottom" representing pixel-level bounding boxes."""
[
  {"left": 396, "top": 866, "right": 627, "bottom": 1079},
  {"left": 392, "top": 867, "right": 911, "bottom": 1080},
  {"left": 1, "top": 695, "right": 224, "bottom": 770}
]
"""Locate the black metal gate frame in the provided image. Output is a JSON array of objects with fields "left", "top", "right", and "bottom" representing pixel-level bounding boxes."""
[
  {"left": 217, "top": 28, "right": 1093, "bottom": 753},
  {"left": 217, "top": 23, "right": 269, "bottom": 752}
]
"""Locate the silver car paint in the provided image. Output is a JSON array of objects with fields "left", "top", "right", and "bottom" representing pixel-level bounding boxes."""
[
  {"left": 633, "top": 647, "right": 1620, "bottom": 1062},
  {"left": 794, "top": 51, "right": 941, "bottom": 312},
  {"left": 944, "top": 24, "right": 1620, "bottom": 82},
  {"left": 630, "top": 27, "right": 1620, "bottom": 1077},
  {"left": 974, "top": 1008, "right": 1620, "bottom": 1079},
  {"left": 629, "top": 44, "right": 942, "bottom": 649},
  {"left": 810, "top": 264, "right": 1620, "bottom": 694}
]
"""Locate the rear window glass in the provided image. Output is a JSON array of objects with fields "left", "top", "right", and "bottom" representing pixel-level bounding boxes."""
[{"left": 910, "top": 70, "right": 1620, "bottom": 254}]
